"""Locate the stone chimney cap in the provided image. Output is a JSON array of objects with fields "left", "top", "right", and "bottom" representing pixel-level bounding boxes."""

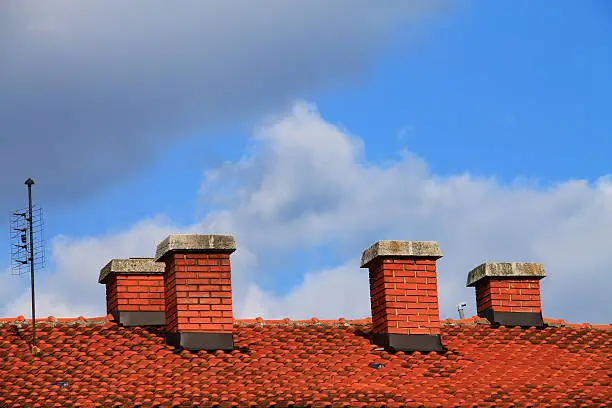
[
  {"left": 155, "top": 234, "right": 236, "bottom": 262},
  {"left": 98, "top": 258, "right": 165, "bottom": 284},
  {"left": 360, "top": 240, "right": 442, "bottom": 268},
  {"left": 466, "top": 262, "right": 546, "bottom": 287}
]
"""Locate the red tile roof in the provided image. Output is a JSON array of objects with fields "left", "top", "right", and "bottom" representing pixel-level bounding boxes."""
[{"left": 0, "top": 315, "right": 610, "bottom": 408}]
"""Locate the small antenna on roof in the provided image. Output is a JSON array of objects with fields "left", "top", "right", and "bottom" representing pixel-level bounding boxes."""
[
  {"left": 9, "top": 178, "right": 46, "bottom": 354},
  {"left": 457, "top": 301, "right": 467, "bottom": 319}
]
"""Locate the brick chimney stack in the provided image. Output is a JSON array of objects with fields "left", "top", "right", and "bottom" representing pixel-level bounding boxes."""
[
  {"left": 360, "top": 240, "right": 444, "bottom": 352},
  {"left": 155, "top": 234, "right": 236, "bottom": 351},
  {"left": 98, "top": 258, "right": 166, "bottom": 326},
  {"left": 466, "top": 262, "right": 546, "bottom": 328}
]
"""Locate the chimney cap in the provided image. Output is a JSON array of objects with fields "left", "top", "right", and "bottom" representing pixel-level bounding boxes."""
[
  {"left": 98, "top": 258, "right": 165, "bottom": 284},
  {"left": 155, "top": 234, "right": 236, "bottom": 262},
  {"left": 466, "top": 262, "right": 546, "bottom": 287},
  {"left": 360, "top": 240, "right": 442, "bottom": 268}
]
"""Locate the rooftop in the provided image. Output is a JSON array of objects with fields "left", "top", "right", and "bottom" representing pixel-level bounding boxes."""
[
  {"left": 2, "top": 236, "right": 610, "bottom": 407},
  {"left": 0, "top": 315, "right": 610, "bottom": 408}
]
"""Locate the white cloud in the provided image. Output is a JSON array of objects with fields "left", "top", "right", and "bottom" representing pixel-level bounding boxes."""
[
  {"left": 236, "top": 261, "right": 371, "bottom": 320},
  {"left": 198, "top": 102, "right": 612, "bottom": 323},
  {"left": 0, "top": 268, "right": 23, "bottom": 316},
  {"left": 4, "top": 102, "right": 611, "bottom": 324}
]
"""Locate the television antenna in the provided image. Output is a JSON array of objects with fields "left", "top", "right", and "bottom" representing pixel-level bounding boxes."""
[{"left": 9, "top": 178, "right": 46, "bottom": 353}]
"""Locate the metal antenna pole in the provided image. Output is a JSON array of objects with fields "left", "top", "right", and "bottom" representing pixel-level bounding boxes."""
[
  {"left": 25, "top": 178, "right": 36, "bottom": 346},
  {"left": 9, "top": 179, "right": 45, "bottom": 355}
]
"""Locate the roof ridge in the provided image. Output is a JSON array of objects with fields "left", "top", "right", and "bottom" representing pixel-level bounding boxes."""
[
  {"left": 0, "top": 314, "right": 115, "bottom": 327},
  {"left": 0, "top": 315, "right": 609, "bottom": 330}
]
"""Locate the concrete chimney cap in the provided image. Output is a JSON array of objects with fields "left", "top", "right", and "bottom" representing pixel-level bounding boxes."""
[
  {"left": 154, "top": 234, "right": 237, "bottom": 262},
  {"left": 360, "top": 240, "right": 442, "bottom": 268},
  {"left": 98, "top": 258, "right": 165, "bottom": 284},
  {"left": 466, "top": 262, "right": 546, "bottom": 287}
]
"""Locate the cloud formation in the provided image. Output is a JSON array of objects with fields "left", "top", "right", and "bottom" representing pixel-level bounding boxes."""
[
  {"left": 0, "top": 1, "right": 442, "bottom": 211},
  {"left": 196, "top": 103, "right": 612, "bottom": 323},
  {"left": 4, "top": 102, "right": 611, "bottom": 324}
]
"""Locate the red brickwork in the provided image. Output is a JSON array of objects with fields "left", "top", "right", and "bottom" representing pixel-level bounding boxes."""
[
  {"left": 475, "top": 278, "right": 542, "bottom": 314},
  {"left": 105, "top": 274, "right": 165, "bottom": 314},
  {"left": 106, "top": 275, "right": 118, "bottom": 313},
  {"left": 164, "top": 253, "right": 234, "bottom": 334},
  {"left": 367, "top": 258, "right": 441, "bottom": 336}
]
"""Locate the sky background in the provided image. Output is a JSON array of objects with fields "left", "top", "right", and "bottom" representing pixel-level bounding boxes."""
[{"left": 1, "top": 1, "right": 611, "bottom": 324}]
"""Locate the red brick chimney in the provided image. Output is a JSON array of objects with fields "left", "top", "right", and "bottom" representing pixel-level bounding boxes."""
[
  {"left": 98, "top": 258, "right": 165, "bottom": 326},
  {"left": 155, "top": 234, "right": 236, "bottom": 351},
  {"left": 467, "top": 262, "right": 546, "bottom": 327},
  {"left": 360, "top": 240, "right": 444, "bottom": 352}
]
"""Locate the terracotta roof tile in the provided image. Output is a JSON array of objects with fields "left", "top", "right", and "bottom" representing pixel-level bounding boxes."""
[{"left": 0, "top": 316, "right": 610, "bottom": 407}]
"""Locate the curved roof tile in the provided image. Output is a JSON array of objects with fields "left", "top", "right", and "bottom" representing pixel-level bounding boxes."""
[{"left": 0, "top": 315, "right": 610, "bottom": 407}]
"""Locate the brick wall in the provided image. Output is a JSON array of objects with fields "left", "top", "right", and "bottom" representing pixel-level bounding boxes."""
[
  {"left": 105, "top": 275, "right": 118, "bottom": 313},
  {"left": 106, "top": 274, "right": 165, "bottom": 314},
  {"left": 368, "top": 258, "right": 441, "bottom": 336},
  {"left": 475, "top": 278, "right": 542, "bottom": 314},
  {"left": 164, "top": 253, "right": 234, "bottom": 334}
]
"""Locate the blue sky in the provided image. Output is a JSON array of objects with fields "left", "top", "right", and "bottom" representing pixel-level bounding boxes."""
[
  {"left": 318, "top": 1, "right": 612, "bottom": 182},
  {"left": 1, "top": 1, "right": 611, "bottom": 323}
]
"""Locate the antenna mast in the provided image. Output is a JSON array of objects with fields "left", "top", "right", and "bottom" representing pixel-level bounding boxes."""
[
  {"left": 9, "top": 178, "right": 46, "bottom": 353},
  {"left": 26, "top": 178, "right": 36, "bottom": 346}
]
